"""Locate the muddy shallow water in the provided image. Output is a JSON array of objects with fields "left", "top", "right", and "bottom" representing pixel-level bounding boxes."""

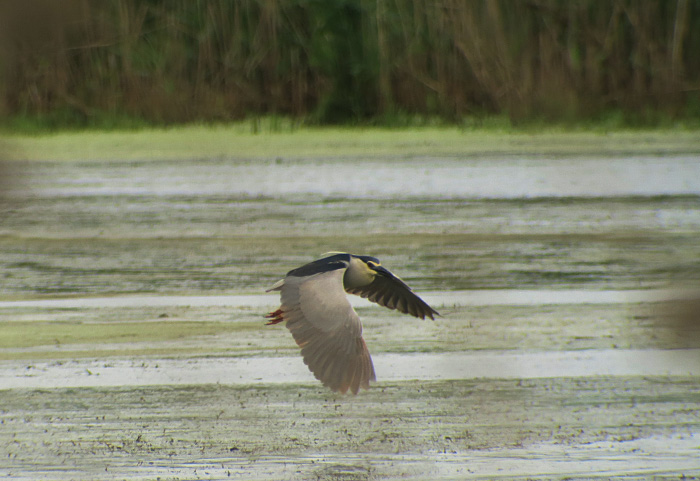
[
  {"left": 1, "top": 150, "right": 700, "bottom": 479},
  {"left": 3, "top": 349, "right": 700, "bottom": 390},
  {"left": 3, "top": 378, "right": 700, "bottom": 480}
]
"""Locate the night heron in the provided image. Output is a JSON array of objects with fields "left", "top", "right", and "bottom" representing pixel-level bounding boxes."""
[{"left": 266, "top": 252, "right": 439, "bottom": 394}]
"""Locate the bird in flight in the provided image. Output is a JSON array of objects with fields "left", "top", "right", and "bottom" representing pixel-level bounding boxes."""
[{"left": 266, "top": 252, "right": 439, "bottom": 394}]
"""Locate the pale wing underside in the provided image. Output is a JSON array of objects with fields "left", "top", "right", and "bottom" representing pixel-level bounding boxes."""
[
  {"left": 280, "top": 269, "right": 376, "bottom": 394},
  {"left": 346, "top": 274, "right": 439, "bottom": 320}
]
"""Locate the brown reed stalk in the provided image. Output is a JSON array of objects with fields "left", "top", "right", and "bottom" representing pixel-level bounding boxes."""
[{"left": 0, "top": 0, "right": 698, "bottom": 126}]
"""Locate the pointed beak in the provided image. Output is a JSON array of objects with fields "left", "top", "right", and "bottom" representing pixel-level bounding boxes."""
[{"left": 371, "top": 265, "right": 394, "bottom": 278}]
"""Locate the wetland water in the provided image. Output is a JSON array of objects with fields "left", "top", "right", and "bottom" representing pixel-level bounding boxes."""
[{"left": 1, "top": 149, "right": 700, "bottom": 479}]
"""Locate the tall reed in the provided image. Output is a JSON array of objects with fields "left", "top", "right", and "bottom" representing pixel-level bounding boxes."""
[{"left": 1, "top": 0, "right": 698, "bottom": 125}]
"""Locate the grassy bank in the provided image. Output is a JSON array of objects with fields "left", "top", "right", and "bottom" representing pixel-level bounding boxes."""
[{"left": 3, "top": 123, "right": 700, "bottom": 162}]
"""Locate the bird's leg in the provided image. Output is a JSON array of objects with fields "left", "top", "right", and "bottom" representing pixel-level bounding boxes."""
[{"left": 265, "top": 308, "right": 284, "bottom": 325}]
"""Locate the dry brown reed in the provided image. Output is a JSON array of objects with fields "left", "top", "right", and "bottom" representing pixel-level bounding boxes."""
[{"left": 0, "top": 0, "right": 698, "bottom": 125}]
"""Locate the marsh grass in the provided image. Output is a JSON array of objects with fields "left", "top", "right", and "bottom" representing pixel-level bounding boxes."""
[
  {"left": 0, "top": 316, "right": 270, "bottom": 360},
  {"left": 4, "top": 124, "right": 700, "bottom": 162},
  {"left": 1, "top": 1, "right": 699, "bottom": 127}
]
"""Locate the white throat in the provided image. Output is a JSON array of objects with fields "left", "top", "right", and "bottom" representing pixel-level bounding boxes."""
[{"left": 343, "top": 257, "right": 375, "bottom": 289}]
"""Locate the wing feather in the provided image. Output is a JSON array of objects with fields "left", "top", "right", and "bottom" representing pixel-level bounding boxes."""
[
  {"left": 346, "top": 273, "right": 439, "bottom": 320},
  {"left": 278, "top": 268, "right": 375, "bottom": 393}
]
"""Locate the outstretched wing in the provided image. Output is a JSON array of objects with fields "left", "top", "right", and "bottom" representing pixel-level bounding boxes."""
[
  {"left": 277, "top": 268, "right": 375, "bottom": 394},
  {"left": 345, "top": 269, "right": 439, "bottom": 320}
]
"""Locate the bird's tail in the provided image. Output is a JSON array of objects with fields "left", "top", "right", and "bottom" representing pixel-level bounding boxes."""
[{"left": 266, "top": 279, "right": 285, "bottom": 292}]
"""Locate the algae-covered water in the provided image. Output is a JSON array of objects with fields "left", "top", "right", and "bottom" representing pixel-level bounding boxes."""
[{"left": 1, "top": 130, "right": 700, "bottom": 479}]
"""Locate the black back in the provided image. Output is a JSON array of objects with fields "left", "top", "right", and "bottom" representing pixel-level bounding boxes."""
[{"left": 287, "top": 253, "right": 351, "bottom": 277}]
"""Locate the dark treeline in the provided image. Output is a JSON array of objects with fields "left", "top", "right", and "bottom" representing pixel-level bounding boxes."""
[{"left": 1, "top": 0, "right": 699, "bottom": 126}]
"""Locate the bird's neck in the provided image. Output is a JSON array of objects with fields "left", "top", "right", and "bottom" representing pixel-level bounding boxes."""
[{"left": 343, "top": 257, "right": 375, "bottom": 289}]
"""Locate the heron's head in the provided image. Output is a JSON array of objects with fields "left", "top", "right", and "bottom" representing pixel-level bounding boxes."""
[
  {"left": 340, "top": 254, "right": 384, "bottom": 288},
  {"left": 355, "top": 255, "right": 393, "bottom": 278}
]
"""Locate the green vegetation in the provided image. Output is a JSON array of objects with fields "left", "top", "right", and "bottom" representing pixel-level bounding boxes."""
[
  {"left": 1, "top": 1, "right": 699, "bottom": 130},
  {"left": 5, "top": 124, "right": 700, "bottom": 161},
  {"left": 0, "top": 318, "right": 265, "bottom": 360}
]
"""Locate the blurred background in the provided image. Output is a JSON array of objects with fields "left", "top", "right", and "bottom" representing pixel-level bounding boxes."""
[{"left": 0, "top": 0, "right": 698, "bottom": 128}]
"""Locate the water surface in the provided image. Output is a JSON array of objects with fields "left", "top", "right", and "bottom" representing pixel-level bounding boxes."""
[{"left": 2, "top": 150, "right": 699, "bottom": 479}]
